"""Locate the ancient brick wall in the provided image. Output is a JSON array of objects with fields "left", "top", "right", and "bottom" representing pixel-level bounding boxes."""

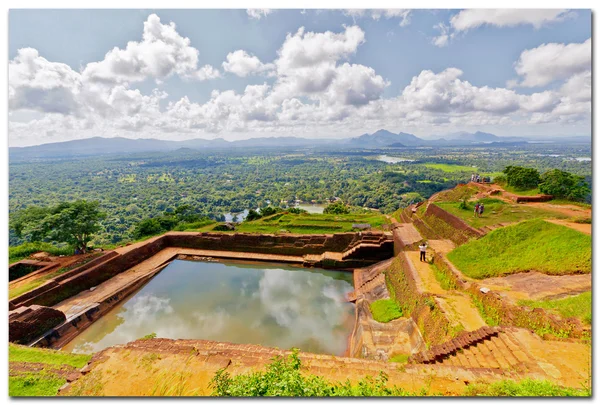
[
  {"left": 385, "top": 254, "right": 452, "bottom": 346},
  {"left": 9, "top": 305, "right": 66, "bottom": 344}
]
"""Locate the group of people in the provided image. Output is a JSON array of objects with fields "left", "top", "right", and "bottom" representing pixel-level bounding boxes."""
[
  {"left": 470, "top": 173, "right": 482, "bottom": 183},
  {"left": 474, "top": 202, "right": 485, "bottom": 217}
]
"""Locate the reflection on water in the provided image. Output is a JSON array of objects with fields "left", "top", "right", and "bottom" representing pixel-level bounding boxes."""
[
  {"left": 295, "top": 203, "right": 326, "bottom": 214},
  {"left": 377, "top": 155, "right": 415, "bottom": 163},
  {"left": 62, "top": 260, "right": 355, "bottom": 356}
]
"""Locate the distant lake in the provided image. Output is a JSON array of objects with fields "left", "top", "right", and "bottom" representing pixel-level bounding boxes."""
[
  {"left": 563, "top": 157, "right": 591, "bottom": 162},
  {"left": 223, "top": 209, "right": 249, "bottom": 222},
  {"left": 295, "top": 203, "right": 326, "bottom": 214},
  {"left": 377, "top": 155, "right": 415, "bottom": 163}
]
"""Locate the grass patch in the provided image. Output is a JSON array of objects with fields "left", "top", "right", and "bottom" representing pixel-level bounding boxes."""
[
  {"left": 9, "top": 343, "right": 91, "bottom": 369},
  {"left": 430, "top": 263, "right": 457, "bottom": 290},
  {"left": 465, "top": 378, "right": 589, "bottom": 397},
  {"left": 389, "top": 354, "right": 410, "bottom": 363},
  {"left": 232, "top": 212, "right": 388, "bottom": 234},
  {"left": 519, "top": 292, "right": 591, "bottom": 325},
  {"left": 447, "top": 219, "right": 591, "bottom": 279},
  {"left": 433, "top": 185, "right": 478, "bottom": 203},
  {"left": 423, "top": 163, "right": 476, "bottom": 173},
  {"left": 9, "top": 373, "right": 66, "bottom": 397},
  {"left": 9, "top": 242, "right": 72, "bottom": 264},
  {"left": 572, "top": 217, "right": 592, "bottom": 224},
  {"left": 502, "top": 185, "right": 542, "bottom": 196},
  {"left": 369, "top": 299, "right": 403, "bottom": 323},
  {"left": 470, "top": 294, "right": 501, "bottom": 326},
  {"left": 435, "top": 198, "right": 563, "bottom": 228}
]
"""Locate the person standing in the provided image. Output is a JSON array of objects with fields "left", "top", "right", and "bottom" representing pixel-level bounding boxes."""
[
  {"left": 479, "top": 203, "right": 484, "bottom": 217},
  {"left": 474, "top": 202, "right": 480, "bottom": 217},
  {"left": 419, "top": 241, "right": 428, "bottom": 262}
]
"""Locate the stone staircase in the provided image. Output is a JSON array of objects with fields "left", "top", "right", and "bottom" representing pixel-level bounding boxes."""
[{"left": 408, "top": 326, "right": 535, "bottom": 371}]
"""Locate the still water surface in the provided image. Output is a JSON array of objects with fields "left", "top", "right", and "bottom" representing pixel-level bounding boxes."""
[{"left": 62, "top": 260, "right": 355, "bottom": 355}]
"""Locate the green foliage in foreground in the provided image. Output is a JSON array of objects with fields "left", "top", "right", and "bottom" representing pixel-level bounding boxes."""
[
  {"left": 369, "top": 299, "right": 403, "bottom": 323},
  {"left": 447, "top": 219, "right": 591, "bottom": 279},
  {"left": 9, "top": 344, "right": 91, "bottom": 369},
  {"left": 9, "top": 373, "right": 66, "bottom": 397},
  {"left": 430, "top": 263, "right": 457, "bottom": 290},
  {"left": 210, "top": 349, "right": 420, "bottom": 396},
  {"left": 519, "top": 292, "right": 592, "bottom": 325},
  {"left": 323, "top": 201, "right": 350, "bottom": 214},
  {"left": 9, "top": 241, "right": 73, "bottom": 264},
  {"left": 465, "top": 378, "right": 590, "bottom": 397}
]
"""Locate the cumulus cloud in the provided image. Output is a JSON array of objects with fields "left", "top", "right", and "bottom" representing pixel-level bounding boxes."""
[
  {"left": 82, "top": 14, "right": 219, "bottom": 84},
  {"left": 513, "top": 38, "right": 591, "bottom": 87},
  {"left": 450, "top": 9, "right": 572, "bottom": 31},
  {"left": 222, "top": 50, "right": 274, "bottom": 77},
  {"left": 9, "top": 48, "right": 82, "bottom": 114},
  {"left": 247, "top": 9, "right": 272, "bottom": 20},
  {"left": 431, "top": 23, "right": 452, "bottom": 47}
]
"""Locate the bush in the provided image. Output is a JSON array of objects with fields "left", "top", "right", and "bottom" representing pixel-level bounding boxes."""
[
  {"left": 465, "top": 378, "right": 589, "bottom": 397},
  {"left": 503, "top": 166, "right": 540, "bottom": 190},
  {"left": 9, "top": 242, "right": 72, "bottom": 263},
  {"left": 539, "top": 169, "right": 590, "bottom": 202},
  {"left": 210, "top": 349, "right": 416, "bottom": 396},
  {"left": 323, "top": 201, "right": 350, "bottom": 215},
  {"left": 369, "top": 299, "right": 403, "bottom": 323}
]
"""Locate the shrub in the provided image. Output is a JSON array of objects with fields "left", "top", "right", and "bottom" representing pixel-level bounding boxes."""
[
  {"left": 323, "top": 201, "right": 350, "bottom": 215},
  {"left": 210, "top": 349, "right": 416, "bottom": 396},
  {"left": 369, "top": 299, "right": 403, "bottom": 323},
  {"left": 502, "top": 166, "right": 540, "bottom": 190},
  {"left": 539, "top": 169, "right": 590, "bottom": 202}
]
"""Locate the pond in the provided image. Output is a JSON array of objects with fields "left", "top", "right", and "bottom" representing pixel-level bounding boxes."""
[
  {"left": 295, "top": 203, "right": 327, "bottom": 214},
  {"left": 376, "top": 155, "right": 415, "bottom": 163},
  {"left": 62, "top": 260, "right": 355, "bottom": 356}
]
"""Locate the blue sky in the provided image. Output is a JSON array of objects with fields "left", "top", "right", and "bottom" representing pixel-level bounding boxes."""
[{"left": 8, "top": 9, "right": 592, "bottom": 146}]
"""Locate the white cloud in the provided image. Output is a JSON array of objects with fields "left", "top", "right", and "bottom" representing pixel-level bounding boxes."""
[
  {"left": 222, "top": 50, "right": 274, "bottom": 77},
  {"left": 431, "top": 23, "right": 451, "bottom": 47},
  {"left": 9, "top": 48, "right": 82, "bottom": 114},
  {"left": 82, "top": 14, "right": 219, "bottom": 84},
  {"left": 560, "top": 70, "right": 591, "bottom": 102},
  {"left": 450, "top": 9, "right": 572, "bottom": 31},
  {"left": 247, "top": 9, "right": 272, "bottom": 20},
  {"left": 345, "top": 9, "right": 412, "bottom": 26},
  {"left": 513, "top": 38, "right": 591, "bottom": 87}
]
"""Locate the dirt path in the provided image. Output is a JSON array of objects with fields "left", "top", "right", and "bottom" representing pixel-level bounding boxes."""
[
  {"left": 477, "top": 271, "right": 591, "bottom": 302},
  {"left": 405, "top": 251, "right": 485, "bottom": 332},
  {"left": 544, "top": 219, "right": 591, "bottom": 235},
  {"left": 406, "top": 251, "right": 445, "bottom": 295},
  {"left": 524, "top": 202, "right": 591, "bottom": 218}
]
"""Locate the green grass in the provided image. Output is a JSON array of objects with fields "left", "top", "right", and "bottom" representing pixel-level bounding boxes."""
[
  {"left": 465, "top": 378, "right": 589, "bottom": 397},
  {"left": 9, "top": 242, "right": 73, "bottom": 264},
  {"left": 502, "top": 185, "right": 542, "bottom": 196},
  {"left": 435, "top": 198, "right": 565, "bottom": 228},
  {"left": 448, "top": 219, "right": 591, "bottom": 279},
  {"left": 9, "top": 373, "right": 67, "bottom": 396},
  {"left": 369, "top": 299, "right": 403, "bottom": 323},
  {"left": 9, "top": 344, "right": 91, "bottom": 369},
  {"left": 389, "top": 354, "right": 410, "bottom": 363},
  {"left": 519, "top": 292, "right": 591, "bottom": 325},
  {"left": 430, "top": 263, "right": 457, "bottom": 290},
  {"left": 423, "top": 163, "right": 476, "bottom": 173},
  {"left": 215, "top": 212, "right": 389, "bottom": 234},
  {"left": 9, "top": 344, "right": 93, "bottom": 397}
]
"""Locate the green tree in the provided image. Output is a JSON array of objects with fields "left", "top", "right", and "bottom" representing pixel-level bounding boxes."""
[
  {"left": 539, "top": 169, "right": 590, "bottom": 201},
  {"left": 323, "top": 201, "right": 350, "bottom": 215},
  {"left": 502, "top": 166, "right": 540, "bottom": 190},
  {"left": 245, "top": 209, "right": 262, "bottom": 221},
  {"left": 12, "top": 200, "right": 106, "bottom": 250}
]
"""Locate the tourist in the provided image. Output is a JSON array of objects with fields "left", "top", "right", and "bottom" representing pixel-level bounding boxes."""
[
  {"left": 479, "top": 203, "right": 485, "bottom": 217},
  {"left": 474, "top": 202, "right": 480, "bottom": 217},
  {"left": 419, "top": 241, "right": 428, "bottom": 262}
]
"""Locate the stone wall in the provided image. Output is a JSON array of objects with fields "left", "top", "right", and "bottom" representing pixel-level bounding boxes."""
[
  {"left": 9, "top": 305, "right": 66, "bottom": 344},
  {"left": 423, "top": 203, "right": 483, "bottom": 245},
  {"left": 385, "top": 254, "right": 453, "bottom": 346}
]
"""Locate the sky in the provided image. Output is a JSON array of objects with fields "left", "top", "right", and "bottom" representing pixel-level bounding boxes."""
[{"left": 7, "top": 8, "right": 592, "bottom": 146}]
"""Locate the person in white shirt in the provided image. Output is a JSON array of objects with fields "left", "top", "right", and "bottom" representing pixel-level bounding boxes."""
[{"left": 419, "top": 241, "right": 428, "bottom": 262}]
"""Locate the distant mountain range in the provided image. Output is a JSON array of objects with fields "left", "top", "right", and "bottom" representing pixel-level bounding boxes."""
[{"left": 9, "top": 130, "right": 591, "bottom": 160}]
